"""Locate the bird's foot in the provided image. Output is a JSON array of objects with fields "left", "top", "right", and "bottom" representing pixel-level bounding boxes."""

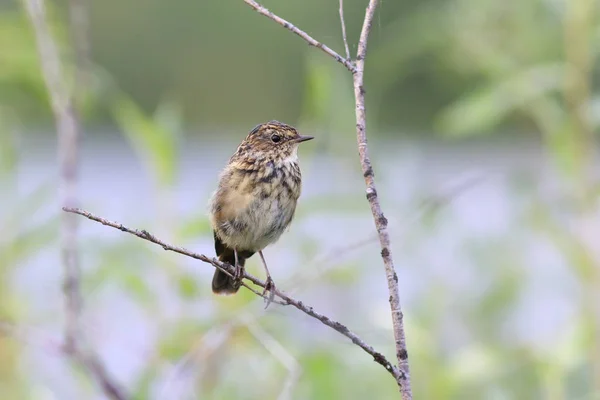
[
  {"left": 262, "top": 276, "right": 276, "bottom": 309},
  {"left": 233, "top": 263, "right": 245, "bottom": 282}
]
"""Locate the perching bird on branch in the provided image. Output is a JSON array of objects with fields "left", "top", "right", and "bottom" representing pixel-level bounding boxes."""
[{"left": 208, "top": 121, "right": 313, "bottom": 302}]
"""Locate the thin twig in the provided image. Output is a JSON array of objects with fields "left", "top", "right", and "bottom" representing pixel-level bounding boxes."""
[
  {"left": 22, "top": 0, "right": 81, "bottom": 356},
  {"left": 22, "top": 0, "right": 127, "bottom": 399},
  {"left": 241, "top": 314, "right": 302, "bottom": 400},
  {"left": 63, "top": 207, "right": 403, "bottom": 382},
  {"left": 339, "top": 0, "right": 351, "bottom": 60},
  {"left": 0, "top": 321, "right": 66, "bottom": 356},
  {"left": 1, "top": 321, "right": 125, "bottom": 400},
  {"left": 159, "top": 174, "right": 484, "bottom": 397},
  {"left": 69, "top": 0, "right": 90, "bottom": 102},
  {"left": 352, "top": 1, "right": 412, "bottom": 397},
  {"left": 159, "top": 321, "right": 236, "bottom": 399},
  {"left": 0, "top": 320, "right": 128, "bottom": 400},
  {"left": 242, "top": 0, "right": 355, "bottom": 73},
  {"left": 71, "top": 352, "right": 127, "bottom": 400}
]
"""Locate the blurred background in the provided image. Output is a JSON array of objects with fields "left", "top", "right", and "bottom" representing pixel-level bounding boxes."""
[{"left": 1, "top": 0, "right": 599, "bottom": 398}]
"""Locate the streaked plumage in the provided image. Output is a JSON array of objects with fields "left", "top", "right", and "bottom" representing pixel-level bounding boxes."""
[{"left": 208, "top": 121, "right": 313, "bottom": 295}]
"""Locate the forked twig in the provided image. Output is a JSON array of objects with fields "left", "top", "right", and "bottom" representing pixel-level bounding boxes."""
[
  {"left": 243, "top": 0, "right": 412, "bottom": 397},
  {"left": 352, "top": 1, "right": 412, "bottom": 395},
  {"left": 242, "top": 0, "right": 355, "bottom": 73}
]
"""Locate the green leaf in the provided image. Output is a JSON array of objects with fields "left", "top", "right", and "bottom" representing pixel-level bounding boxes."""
[
  {"left": 111, "top": 93, "right": 180, "bottom": 186},
  {"left": 301, "top": 56, "right": 332, "bottom": 122},
  {"left": 436, "top": 63, "right": 564, "bottom": 136},
  {"left": 178, "top": 216, "right": 212, "bottom": 238},
  {"left": 132, "top": 366, "right": 158, "bottom": 400},
  {"left": 325, "top": 262, "right": 360, "bottom": 285},
  {"left": 158, "top": 321, "right": 206, "bottom": 361},
  {"left": 177, "top": 274, "right": 200, "bottom": 299},
  {"left": 0, "top": 217, "right": 57, "bottom": 270},
  {"left": 0, "top": 12, "right": 43, "bottom": 88},
  {"left": 0, "top": 111, "right": 19, "bottom": 179},
  {"left": 154, "top": 97, "right": 183, "bottom": 136},
  {"left": 295, "top": 193, "right": 366, "bottom": 218},
  {"left": 85, "top": 244, "right": 157, "bottom": 306}
]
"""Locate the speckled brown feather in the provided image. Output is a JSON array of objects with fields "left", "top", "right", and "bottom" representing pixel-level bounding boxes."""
[{"left": 208, "top": 121, "right": 312, "bottom": 294}]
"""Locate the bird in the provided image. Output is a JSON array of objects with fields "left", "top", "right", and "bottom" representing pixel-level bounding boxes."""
[{"left": 208, "top": 120, "right": 313, "bottom": 303}]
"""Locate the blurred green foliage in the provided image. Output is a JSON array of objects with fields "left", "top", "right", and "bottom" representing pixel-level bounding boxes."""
[
  {"left": 0, "top": 110, "right": 56, "bottom": 399},
  {"left": 1, "top": 0, "right": 599, "bottom": 399},
  {"left": 0, "top": 0, "right": 595, "bottom": 136}
]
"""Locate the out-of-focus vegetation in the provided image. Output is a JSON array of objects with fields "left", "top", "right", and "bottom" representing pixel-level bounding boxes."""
[
  {"left": 1, "top": 0, "right": 599, "bottom": 399},
  {"left": 0, "top": 0, "right": 595, "bottom": 136}
]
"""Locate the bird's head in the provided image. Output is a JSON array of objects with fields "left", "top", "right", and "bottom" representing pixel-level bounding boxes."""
[{"left": 237, "top": 121, "right": 314, "bottom": 162}]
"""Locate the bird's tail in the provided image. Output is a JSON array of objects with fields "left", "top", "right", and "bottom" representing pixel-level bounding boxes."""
[
  {"left": 211, "top": 249, "right": 247, "bottom": 295},
  {"left": 212, "top": 231, "right": 254, "bottom": 295}
]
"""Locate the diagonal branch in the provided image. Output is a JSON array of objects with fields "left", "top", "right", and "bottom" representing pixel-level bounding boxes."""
[
  {"left": 0, "top": 321, "right": 124, "bottom": 400},
  {"left": 241, "top": 314, "right": 302, "bottom": 400},
  {"left": 352, "top": 1, "right": 412, "bottom": 397},
  {"left": 240, "top": 0, "right": 412, "bottom": 396},
  {"left": 22, "top": 0, "right": 127, "bottom": 398},
  {"left": 242, "top": 0, "right": 355, "bottom": 73},
  {"left": 63, "top": 207, "right": 404, "bottom": 383}
]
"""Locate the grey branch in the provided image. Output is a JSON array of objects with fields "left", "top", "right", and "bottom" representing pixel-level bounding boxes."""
[
  {"left": 353, "top": 1, "right": 412, "bottom": 397},
  {"left": 241, "top": 0, "right": 412, "bottom": 397},
  {"left": 243, "top": 0, "right": 356, "bottom": 73},
  {"left": 63, "top": 207, "right": 404, "bottom": 383},
  {"left": 0, "top": 321, "right": 124, "bottom": 400},
  {"left": 22, "top": 0, "right": 81, "bottom": 354},
  {"left": 22, "top": 0, "right": 127, "bottom": 399},
  {"left": 69, "top": 0, "right": 91, "bottom": 100},
  {"left": 339, "top": 0, "right": 351, "bottom": 60}
]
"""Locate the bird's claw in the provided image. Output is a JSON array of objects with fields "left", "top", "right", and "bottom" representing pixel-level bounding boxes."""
[
  {"left": 262, "top": 276, "right": 276, "bottom": 309},
  {"left": 233, "top": 264, "right": 244, "bottom": 281}
]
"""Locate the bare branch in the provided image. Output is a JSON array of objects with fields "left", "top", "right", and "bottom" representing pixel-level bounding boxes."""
[
  {"left": 352, "top": 1, "right": 412, "bottom": 397},
  {"left": 0, "top": 321, "right": 126, "bottom": 399},
  {"left": 22, "top": 0, "right": 127, "bottom": 398},
  {"left": 339, "top": 0, "right": 351, "bottom": 60},
  {"left": 241, "top": 314, "right": 302, "bottom": 400},
  {"left": 71, "top": 351, "right": 127, "bottom": 400},
  {"left": 69, "top": 0, "right": 91, "bottom": 100},
  {"left": 157, "top": 175, "right": 484, "bottom": 397},
  {"left": 63, "top": 207, "right": 404, "bottom": 382},
  {"left": 240, "top": 0, "right": 413, "bottom": 395},
  {"left": 242, "top": 0, "right": 355, "bottom": 73},
  {"left": 1, "top": 321, "right": 66, "bottom": 356},
  {"left": 22, "top": 0, "right": 81, "bottom": 356},
  {"left": 159, "top": 321, "right": 236, "bottom": 398}
]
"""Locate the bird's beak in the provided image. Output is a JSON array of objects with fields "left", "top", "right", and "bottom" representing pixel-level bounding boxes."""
[{"left": 295, "top": 135, "right": 314, "bottom": 143}]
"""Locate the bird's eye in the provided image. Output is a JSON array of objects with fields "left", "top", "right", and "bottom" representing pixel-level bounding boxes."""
[{"left": 271, "top": 134, "right": 281, "bottom": 143}]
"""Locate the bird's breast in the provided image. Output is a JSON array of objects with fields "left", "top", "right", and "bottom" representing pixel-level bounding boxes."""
[{"left": 210, "top": 160, "right": 302, "bottom": 251}]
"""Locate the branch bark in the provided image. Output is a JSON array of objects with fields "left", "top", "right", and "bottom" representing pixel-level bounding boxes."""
[
  {"left": 339, "top": 0, "right": 351, "bottom": 60},
  {"left": 63, "top": 207, "right": 404, "bottom": 383},
  {"left": 22, "top": 0, "right": 127, "bottom": 398},
  {"left": 69, "top": 0, "right": 91, "bottom": 101},
  {"left": 242, "top": 0, "right": 356, "bottom": 73},
  {"left": 243, "top": 0, "right": 412, "bottom": 397},
  {"left": 352, "top": 1, "right": 412, "bottom": 396},
  {"left": 23, "top": 0, "right": 81, "bottom": 354}
]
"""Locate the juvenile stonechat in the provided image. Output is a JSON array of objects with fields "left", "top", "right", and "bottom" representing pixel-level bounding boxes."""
[{"left": 208, "top": 121, "right": 313, "bottom": 301}]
